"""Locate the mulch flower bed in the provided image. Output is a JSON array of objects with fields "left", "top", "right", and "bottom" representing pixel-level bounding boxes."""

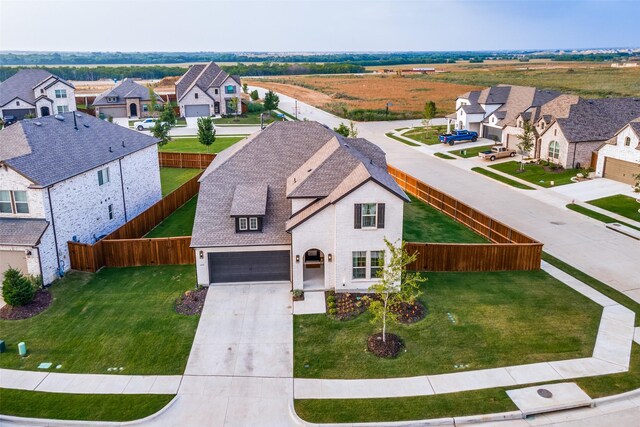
[
  {"left": 175, "top": 287, "right": 208, "bottom": 315},
  {"left": 0, "top": 289, "right": 52, "bottom": 320},
  {"left": 367, "top": 332, "right": 404, "bottom": 358},
  {"left": 292, "top": 291, "right": 304, "bottom": 302},
  {"left": 391, "top": 301, "right": 427, "bottom": 324},
  {"left": 326, "top": 290, "right": 370, "bottom": 320}
]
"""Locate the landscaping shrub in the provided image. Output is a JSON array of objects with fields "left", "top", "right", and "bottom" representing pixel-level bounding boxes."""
[
  {"left": 247, "top": 102, "right": 265, "bottom": 113},
  {"left": 2, "top": 268, "right": 37, "bottom": 306}
]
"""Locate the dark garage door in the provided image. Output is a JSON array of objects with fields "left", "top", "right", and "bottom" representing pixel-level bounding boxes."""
[
  {"left": 208, "top": 251, "right": 291, "bottom": 283},
  {"left": 185, "top": 104, "right": 210, "bottom": 117},
  {"left": 3, "top": 108, "right": 36, "bottom": 120}
]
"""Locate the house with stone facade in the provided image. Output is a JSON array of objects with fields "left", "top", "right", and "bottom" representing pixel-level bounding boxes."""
[
  {"left": 0, "top": 112, "right": 161, "bottom": 285},
  {"left": 175, "top": 62, "right": 241, "bottom": 117},
  {"left": 0, "top": 69, "right": 76, "bottom": 120},
  {"left": 594, "top": 118, "right": 640, "bottom": 185},
  {"left": 191, "top": 121, "right": 409, "bottom": 291},
  {"left": 92, "top": 78, "right": 164, "bottom": 119}
]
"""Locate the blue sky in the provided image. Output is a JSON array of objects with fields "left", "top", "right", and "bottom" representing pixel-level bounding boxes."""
[{"left": 0, "top": 0, "right": 638, "bottom": 52}]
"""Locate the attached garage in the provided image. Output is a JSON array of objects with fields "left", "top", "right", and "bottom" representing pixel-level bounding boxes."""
[
  {"left": 0, "top": 250, "right": 28, "bottom": 276},
  {"left": 2, "top": 108, "right": 36, "bottom": 120},
  {"left": 483, "top": 125, "right": 502, "bottom": 142},
  {"left": 208, "top": 250, "right": 290, "bottom": 284},
  {"left": 185, "top": 104, "right": 211, "bottom": 117},
  {"left": 97, "top": 106, "right": 128, "bottom": 118},
  {"left": 603, "top": 157, "right": 640, "bottom": 185}
]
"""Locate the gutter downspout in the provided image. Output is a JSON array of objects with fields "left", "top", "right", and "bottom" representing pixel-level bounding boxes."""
[
  {"left": 46, "top": 186, "right": 61, "bottom": 275},
  {"left": 572, "top": 142, "right": 578, "bottom": 168},
  {"left": 35, "top": 246, "right": 45, "bottom": 288},
  {"left": 118, "top": 158, "right": 128, "bottom": 222}
]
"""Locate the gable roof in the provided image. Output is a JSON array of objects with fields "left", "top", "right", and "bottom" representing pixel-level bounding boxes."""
[
  {"left": 92, "top": 78, "right": 164, "bottom": 106},
  {"left": 175, "top": 62, "right": 238, "bottom": 102},
  {"left": 191, "top": 121, "right": 407, "bottom": 248},
  {"left": 0, "top": 218, "right": 49, "bottom": 246},
  {"left": 0, "top": 69, "right": 55, "bottom": 107},
  {"left": 0, "top": 112, "right": 159, "bottom": 187},
  {"left": 230, "top": 183, "right": 269, "bottom": 217}
]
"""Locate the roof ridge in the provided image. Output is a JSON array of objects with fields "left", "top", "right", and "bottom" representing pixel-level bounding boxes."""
[{"left": 179, "top": 62, "right": 215, "bottom": 102}]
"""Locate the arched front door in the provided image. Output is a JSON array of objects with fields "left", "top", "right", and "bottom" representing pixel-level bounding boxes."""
[
  {"left": 303, "top": 249, "right": 325, "bottom": 290},
  {"left": 40, "top": 106, "right": 50, "bottom": 116},
  {"left": 129, "top": 103, "right": 138, "bottom": 117}
]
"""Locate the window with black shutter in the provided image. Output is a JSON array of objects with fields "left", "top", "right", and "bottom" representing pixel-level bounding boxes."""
[
  {"left": 354, "top": 204, "right": 362, "bottom": 229},
  {"left": 377, "top": 203, "right": 385, "bottom": 228}
]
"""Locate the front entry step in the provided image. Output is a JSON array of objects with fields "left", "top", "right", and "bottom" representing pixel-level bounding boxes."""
[{"left": 506, "top": 382, "right": 593, "bottom": 416}]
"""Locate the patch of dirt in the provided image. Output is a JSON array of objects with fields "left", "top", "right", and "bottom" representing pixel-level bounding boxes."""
[
  {"left": 175, "top": 287, "right": 208, "bottom": 315},
  {"left": 391, "top": 301, "right": 427, "bottom": 324},
  {"left": 367, "top": 332, "right": 404, "bottom": 358},
  {"left": 0, "top": 289, "right": 52, "bottom": 320}
]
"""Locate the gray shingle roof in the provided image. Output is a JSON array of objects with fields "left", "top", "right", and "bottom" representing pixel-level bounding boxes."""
[
  {"left": 0, "top": 69, "right": 54, "bottom": 107},
  {"left": 0, "top": 218, "right": 49, "bottom": 246},
  {"left": 92, "top": 78, "right": 164, "bottom": 106},
  {"left": 175, "top": 62, "right": 236, "bottom": 102},
  {"left": 0, "top": 112, "right": 159, "bottom": 187},
  {"left": 461, "top": 104, "right": 485, "bottom": 114},
  {"left": 191, "top": 121, "right": 407, "bottom": 248},
  {"left": 230, "top": 183, "right": 269, "bottom": 216}
]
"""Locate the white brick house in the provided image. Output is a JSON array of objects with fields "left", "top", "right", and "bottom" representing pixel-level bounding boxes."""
[
  {"left": 191, "top": 121, "right": 409, "bottom": 291},
  {"left": 175, "top": 62, "right": 241, "bottom": 117},
  {"left": 0, "top": 112, "right": 161, "bottom": 285},
  {"left": 0, "top": 69, "right": 76, "bottom": 120},
  {"left": 594, "top": 120, "right": 640, "bottom": 185}
]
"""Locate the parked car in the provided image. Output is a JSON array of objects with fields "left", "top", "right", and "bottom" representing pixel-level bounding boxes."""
[
  {"left": 2, "top": 115, "right": 17, "bottom": 127},
  {"left": 133, "top": 118, "right": 166, "bottom": 131},
  {"left": 439, "top": 129, "right": 478, "bottom": 145},
  {"left": 478, "top": 146, "right": 516, "bottom": 161}
]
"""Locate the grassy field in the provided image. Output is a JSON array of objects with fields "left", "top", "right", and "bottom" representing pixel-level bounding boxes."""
[
  {"left": 403, "top": 195, "right": 487, "bottom": 243},
  {"left": 489, "top": 161, "right": 577, "bottom": 188},
  {"left": 471, "top": 167, "right": 535, "bottom": 190},
  {"left": 587, "top": 194, "right": 640, "bottom": 222},
  {"left": 451, "top": 144, "right": 495, "bottom": 158},
  {"left": 385, "top": 132, "right": 419, "bottom": 146},
  {"left": 212, "top": 112, "right": 275, "bottom": 125},
  {"left": 145, "top": 196, "right": 197, "bottom": 237},
  {"left": 160, "top": 167, "right": 201, "bottom": 196},
  {"left": 0, "top": 266, "right": 199, "bottom": 374},
  {"left": 566, "top": 204, "right": 640, "bottom": 232},
  {"left": 402, "top": 126, "right": 444, "bottom": 145},
  {"left": 294, "top": 270, "right": 601, "bottom": 379},
  {"left": 159, "top": 135, "right": 246, "bottom": 153},
  {"left": 0, "top": 389, "right": 173, "bottom": 422}
]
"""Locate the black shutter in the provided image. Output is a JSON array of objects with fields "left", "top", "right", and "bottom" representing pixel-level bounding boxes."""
[
  {"left": 354, "top": 204, "right": 362, "bottom": 229},
  {"left": 377, "top": 203, "right": 385, "bottom": 229}
]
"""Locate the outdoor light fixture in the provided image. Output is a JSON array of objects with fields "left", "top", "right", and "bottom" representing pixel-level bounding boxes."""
[
  {"left": 328, "top": 253, "right": 332, "bottom": 262},
  {"left": 296, "top": 255, "right": 300, "bottom": 263},
  {"left": 199, "top": 251, "right": 204, "bottom": 259}
]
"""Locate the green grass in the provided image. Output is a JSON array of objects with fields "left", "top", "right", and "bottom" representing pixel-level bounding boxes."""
[
  {"left": 212, "top": 112, "right": 275, "bottom": 125},
  {"left": 145, "top": 196, "right": 197, "bottom": 238},
  {"left": 434, "top": 152, "right": 455, "bottom": 160},
  {"left": 277, "top": 109, "right": 298, "bottom": 121},
  {"left": 385, "top": 132, "right": 419, "bottom": 146},
  {"left": 401, "top": 127, "right": 442, "bottom": 145},
  {"left": 294, "top": 270, "right": 601, "bottom": 379},
  {"left": 0, "top": 389, "right": 173, "bottom": 422},
  {"left": 159, "top": 135, "right": 246, "bottom": 153},
  {"left": 403, "top": 195, "right": 487, "bottom": 243},
  {"left": 0, "top": 266, "right": 200, "bottom": 374},
  {"left": 450, "top": 144, "right": 495, "bottom": 158},
  {"left": 566, "top": 204, "right": 640, "bottom": 232},
  {"left": 471, "top": 167, "right": 535, "bottom": 190},
  {"left": 489, "top": 161, "right": 577, "bottom": 188},
  {"left": 588, "top": 194, "right": 640, "bottom": 223},
  {"left": 160, "top": 167, "right": 201, "bottom": 196}
]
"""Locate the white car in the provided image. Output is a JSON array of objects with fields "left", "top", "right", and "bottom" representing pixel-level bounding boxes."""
[{"left": 133, "top": 118, "right": 166, "bottom": 131}]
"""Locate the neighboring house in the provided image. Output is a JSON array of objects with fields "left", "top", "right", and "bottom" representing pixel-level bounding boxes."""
[
  {"left": 594, "top": 119, "right": 640, "bottom": 185},
  {"left": 0, "top": 69, "right": 76, "bottom": 120},
  {"left": 447, "top": 85, "right": 561, "bottom": 143},
  {"left": 0, "top": 112, "right": 161, "bottom": 285},
  {"left": 92, "top": 78, "right": 164, "bottom": 119},
  {"left": 191, "top": 121, "right": 409, "bottom": 291},
  {"left": 537, "top": 98, "right": 640, "bottom": 169},
  {"left": 175, "top": 62, "right": 241, "bottom": 117}
]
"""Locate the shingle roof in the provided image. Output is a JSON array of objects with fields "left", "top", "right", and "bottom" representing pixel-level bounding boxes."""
[
  {"left": 461, "top": 104, "right": 485, "bottom": 114},
  {"left": 92, "top": 78, "right": 163, "bottom": 106},
  {"left": 175, "top": 62, "right": 236, "bottom": 102},
  {"left": 0, "top": 69, "right": 56, "bottom": 107},
  {"left": 191, "top": 121, "right": 407, "bottom": 248},
  {"left": 0, "top": 218, "right": 49, "bottom": 246},
  {"left": 0, "top": 112, "right": 159, "bottom": 187},
  {"left": 230, "top": 183, "right": 269, "bottom": 216}
]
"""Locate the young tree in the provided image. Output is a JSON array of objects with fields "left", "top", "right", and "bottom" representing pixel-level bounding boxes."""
[
  {"left": 333, "top": 122, "right": 350, "bottom": 137},
  {"left": 2, "top": 268, "right": 36, "bottom": 307},
  {"left": 197, "top": 117, "right": 216, "bottom": 152},
  {"left": 348, "top": 121, "right": 358, "bottom": 138},
  {"left": 515, "top": 120, "right": 535, "bottom": 172},
  {"left": 151, "top": 120, "right": 171, "bottom": 147},
  {"left": 242, "top": 83, "right": 249, "bottom": 94},
  {"left": 250, "top": 90, "right": 260, "bottom": 101},
  {"left": 367, "top": 239, "right": 424, "bottom": 344},
  {"left": 159, "top": 102, "right": 177, "bottom": 127},
  {"left": 228, "top": 97, "right": 239, "bottom": 116},
  {"left": 147, "top": 85, "right": 158, "bottom": 115},
  {"left": 422, "top": 100, "right": 437, "bottom": 127},
  {"left": 263, "top": 90, "right": 280, "bottom": 111}
]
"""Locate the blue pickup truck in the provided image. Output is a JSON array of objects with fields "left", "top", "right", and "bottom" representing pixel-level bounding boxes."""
[{"left": 439, "top": 130, "right": 478, "bottom": 145}]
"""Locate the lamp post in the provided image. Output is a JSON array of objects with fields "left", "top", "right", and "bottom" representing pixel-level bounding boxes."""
[{"left": 385, "top": 102, "right": 393, "bottom": 115}]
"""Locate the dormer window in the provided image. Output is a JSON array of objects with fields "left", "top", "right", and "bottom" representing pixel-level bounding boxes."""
[
  {"left": 541, "top": 122, "right": 546, "bottom": 130},
  {"left": 195, "top": 93, "right": 199, "bottom": 99},
  {"left": 107, "top": 97, "right": 117, "bottom": 103},
  {"left": 236, "top": 216, "right": 262, "bottom": 232},
  {"left": 625, "top": 136, "right": 631, "bottom": 146},
  {"left": 214, "top": 89, "right": 219, "bottom": 95}
]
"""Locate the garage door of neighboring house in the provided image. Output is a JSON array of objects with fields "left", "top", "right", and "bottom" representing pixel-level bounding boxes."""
[
  {"left": 208, "top": 251, "right": 291, "bottom": 284},
  {"left": 98, "top": 106, "right": 128, "bottom": 118},
  {"left": 185, "top": 105, "right": 211, "bottom": 117},
  {"left": 2, "top": 108, "right": 36, "bottom": 120},
  {"left": 483, "top": 126, "right": 503, "bottom": 142},
  {"left": 603, "top": 157, "right": 640, "bottom": 185},
  {"left": 0, "top": 250, "right": 28, "bottom": 277}
]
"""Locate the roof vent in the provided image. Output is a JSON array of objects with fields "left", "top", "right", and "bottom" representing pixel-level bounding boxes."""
[
  {"left": 76, "top": 113, "right": 82, "bottom": 118},
  {"left": 34, "top": 122, "right": 42, "bottom": 126},
  {"left": 83, "top": 123, "right": 90, "bottom": 128},
  {"left": 121, "top": 141, "right": 125, "bottom": 147},
  {"left": 307, "top": 168, "right": 312, "bottom": 173},
  {"left": 344, "top": 144, "right": 350, "bottom": 148},
  {"left": 109, "top": 146, "right": 113, "bottom": 153},
  {"left": 54, "top": 114, "right": 65, "bottom": 121}
]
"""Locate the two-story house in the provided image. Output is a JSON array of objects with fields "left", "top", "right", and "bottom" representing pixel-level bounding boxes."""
[
  {"left": 92, "top": 78, "right": 165, "bottom": 119},
  {"left": 175, "top": 62, "right": 241, "bottom": 117},
  {"left": 0, "top": 112, "right": 161, "bottom": 285},
  {"left": 191, "top": 121, "right": 409, "bottom": 291},
  {"left": 594, "top": 118, "right": 640, "bottom": 185},
  {"left": 0, "top": 69, "right": 76, "bottom": 120}
]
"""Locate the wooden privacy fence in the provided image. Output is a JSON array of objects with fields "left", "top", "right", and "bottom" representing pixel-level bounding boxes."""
[{"left": 158, "top": 152, "right": 216, "bottom": 169}]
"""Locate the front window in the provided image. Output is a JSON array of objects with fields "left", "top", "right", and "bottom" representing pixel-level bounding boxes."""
[
  {"left": 0, "top": 191, "right": 12, "bottom": 213},
  {"left": 370, "top": 251, "right": 384, "bottom": 278},
  {"left": 142, "top": 104, "right": 149, "bottom": 112},
  {"left": 98, "top": 167, "right": 110, "bottom": 186},
  {"left": 249, "top": 217, "right": 258, "bottom": 230},
  {"left": 225, "top": 85, "right": 236, "bottom": 94},
  {"left": 548, "top": 140, "right": 560, "bottom": 160},
  {"left": 352, "top": 251, "right": 367, "bottom": 279},
  {"left": 13, "top": 191, "right": 29, "bottom": 214},
  {"left": 0, "top": 190, "right": 29, "bottom": 214},
  {"left": 238, "top": 217, "right": 248, "bottom": 231},
  {"left": 361, "top": 203, "right": 377, "bottom": 228},
  {"left": 57, "top": 105, "right": 69, "bottom": 114},
  {"left": 55, "top": 89, "right": 67, "bottom": 98}
]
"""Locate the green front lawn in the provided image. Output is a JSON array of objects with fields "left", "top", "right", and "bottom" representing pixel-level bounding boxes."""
[
  {"left": 145, "top": 196, "right": 197, "bottom": 238},
  {"left": 471, "top": 167, "right": 535, "bottom": 190},
  {"left": 212, "top": 111, "right": 275, "bottom": 125},
  {"left": 403, "top": 195, "right": 487, "bottom": 243},
  {"left": 0, "top": 266, "right": 200, "bottom": 374},
  {"left": 588, "top": 194, "right": 640, "bottom": 223},
  {"left": 294, "top": 270, "right": 601, "bottom": 379},
  {"left": 160, "top": 167, "right": 201, "bottom": 196},
  {"left": 434, "top": 152, "right": 456, "bottom": 160},
  {"left": 385, "top": 132, "right": 419, "bottom": 147},
  {"left": 451, "top": 144, "right": 495, "bottom": 158},
  {"left": 401, "top": 127, "right": 443, "bottom": 145},
  {"left": 0, "top": 389, "right": 173, "bottom": 422},
  {"left": 159, "top": 135, "right": 246, "bottom": 153},
  {"left": 566, "top": 204, "right": 640, "bottom": 232},
  {"left": 489, "top": 161, "right": 577, "bottom": 188}
]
